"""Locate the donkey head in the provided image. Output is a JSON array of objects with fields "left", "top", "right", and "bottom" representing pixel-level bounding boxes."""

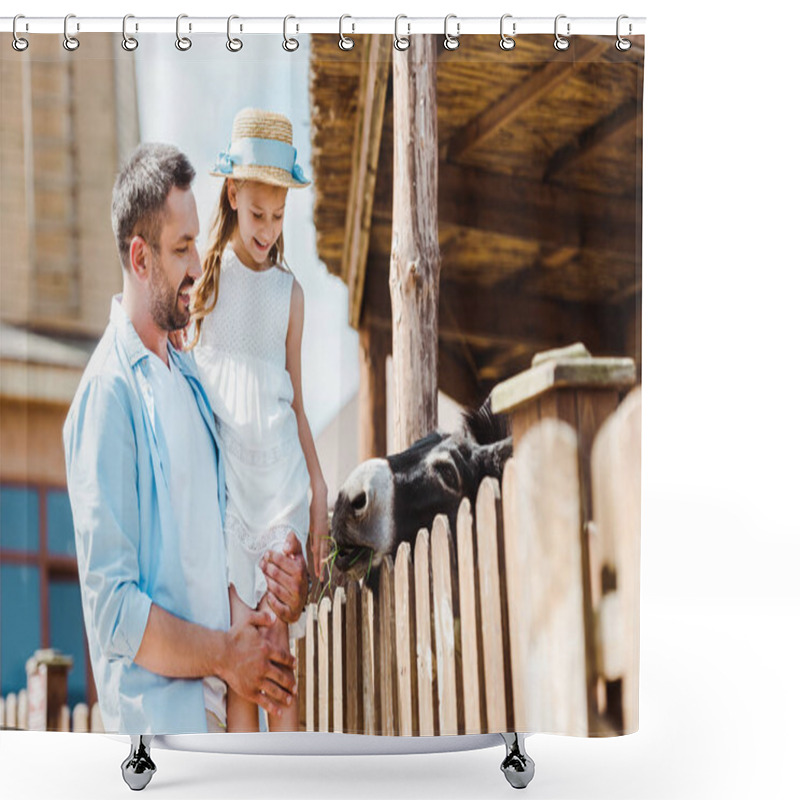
[{"left": 331, "top": 398, "right": 512, "bottom": 583}]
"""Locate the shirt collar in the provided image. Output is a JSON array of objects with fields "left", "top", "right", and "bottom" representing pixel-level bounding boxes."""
[
  {"left": 110, "top": 294, "right": 150, "bottom": 368},
  {"left": 109, "top": 294, "right": 200, "bottom": 380}
]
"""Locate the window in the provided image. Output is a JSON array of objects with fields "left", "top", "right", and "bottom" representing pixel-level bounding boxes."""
[{"left": 0, "top": 484, "right": 93, "bottom": 706}]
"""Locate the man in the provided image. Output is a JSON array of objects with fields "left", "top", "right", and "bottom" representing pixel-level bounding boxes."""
[{"left": 63, "top": 143, "right": 308, "bottom": 734}]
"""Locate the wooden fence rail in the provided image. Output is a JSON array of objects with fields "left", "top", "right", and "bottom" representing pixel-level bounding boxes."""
[{"left": 298, "top": 386, "right": 641, "bottom": 736}]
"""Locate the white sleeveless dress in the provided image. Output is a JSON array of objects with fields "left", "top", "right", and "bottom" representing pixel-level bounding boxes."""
[{"left": 194, "top": 246, "right": 310, "bottom": 634}]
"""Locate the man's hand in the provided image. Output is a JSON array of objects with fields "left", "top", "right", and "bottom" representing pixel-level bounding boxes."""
[
  {"left": 218, "top": 606, "right": 296, "bottom": 716},
  {"left": 259, "top": 532, "right": 309, "bottom": 625}
]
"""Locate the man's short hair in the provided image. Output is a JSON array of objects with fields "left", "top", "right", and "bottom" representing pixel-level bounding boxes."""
[{"left": 111, "top": 143, "right": 196, "bottom": 270}]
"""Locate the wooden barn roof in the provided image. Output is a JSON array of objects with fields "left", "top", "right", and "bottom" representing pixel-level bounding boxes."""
[{"left": 309, "top": 34, "right": 644, "bottom": 406}]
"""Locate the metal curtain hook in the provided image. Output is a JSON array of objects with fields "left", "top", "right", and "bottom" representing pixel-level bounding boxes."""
[
  {"left": 12, "top": 15, "right": 29, "bottom": 52},
  {"left": 283, "top": 15, "right": 299, "bottom": 52},
  {"left": 499, "top": 14, "right": 516, "bottom": 50},
  {"left": 122, "top": 14, "right": 138, "bottom": 52},
  {"left": 63, "top": 14, "right": 80, "bottom": 51},
  {"left": 394, "top": 15, "right": 410, "bottom": 51},
  {"left": 616, "top": 15, "right": 632, "bottom": 51},
  {"left": 443, "top": 13, "right": 460, "bottom": 51},
  {"left": 339, "top": 15, "right": 354, "bottom": 50},
  {"left": 227, "top": 15, "right": 242, "bottom": 52},
  {"left": 176, "top": 14, "right": 192, "bottom": 51},
  {"left": 554, "top": 14, "right": 570, "bottom": 51}
]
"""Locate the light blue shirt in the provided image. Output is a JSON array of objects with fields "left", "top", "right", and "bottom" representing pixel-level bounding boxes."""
[{"left": 63, "top": 297, "right": 230, "bottom": 734}]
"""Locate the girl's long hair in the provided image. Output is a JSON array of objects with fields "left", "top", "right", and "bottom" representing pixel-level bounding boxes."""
[{"left": 187, "top": 179, "right": 286, "bottom": 349}]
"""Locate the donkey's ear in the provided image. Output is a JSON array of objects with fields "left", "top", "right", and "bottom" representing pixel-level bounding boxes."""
[{"left": 476, "top": 436, "right": 513, "bottom": 478}]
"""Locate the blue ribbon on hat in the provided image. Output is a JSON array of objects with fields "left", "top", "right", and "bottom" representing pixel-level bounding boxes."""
[{"left": 214, "top": 137, "right": 308, "bottom": 183}]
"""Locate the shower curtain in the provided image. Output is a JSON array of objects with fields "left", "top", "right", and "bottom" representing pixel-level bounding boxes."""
[{"left": 0, "top": 27, "right": 643, "bottom": 738}]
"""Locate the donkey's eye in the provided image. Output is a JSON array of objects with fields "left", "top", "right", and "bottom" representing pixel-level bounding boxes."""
[
  {"left": 434, "top": 461, "right": 461, "bottom": 493},
  {"left": 352, "top": 491, "right": 367, "bottom": 513}
]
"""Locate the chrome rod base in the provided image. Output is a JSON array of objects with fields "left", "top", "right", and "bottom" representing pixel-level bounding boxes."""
[
  {"left": 499, "top": 733, "right": 535, "bottom": 789},
  {"left": 121, "top": 735, "right": 156, "bottom": 791}
]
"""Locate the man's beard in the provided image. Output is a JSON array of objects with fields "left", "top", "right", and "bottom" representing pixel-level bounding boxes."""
[{"left": 149, "top": 253, "right": 192, "bottom": 332}]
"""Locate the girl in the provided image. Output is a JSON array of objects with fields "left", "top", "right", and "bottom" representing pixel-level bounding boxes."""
[{"left": 189, "top": 109, "right": 328, "bottom": 732}]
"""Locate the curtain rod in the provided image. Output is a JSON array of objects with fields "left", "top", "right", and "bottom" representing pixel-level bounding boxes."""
[{"left": 0, "top": 16, "right": 646, "bottom": 37}]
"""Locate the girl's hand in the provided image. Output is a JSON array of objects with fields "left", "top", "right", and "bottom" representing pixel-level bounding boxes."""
[
  {"left": 309, "top": 490, "right": 330, "bottom": 580},
  {"left": 259, "top": 532, "right": 309, "bottom": 625}
]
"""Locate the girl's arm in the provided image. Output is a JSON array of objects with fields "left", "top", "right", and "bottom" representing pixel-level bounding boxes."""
[{"left": 286, "top": 278, "right": 329, "bottom": 579}]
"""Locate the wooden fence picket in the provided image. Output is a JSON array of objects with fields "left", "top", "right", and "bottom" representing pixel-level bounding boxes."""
[
  {"left": 502, "top": 458, "right": 529, "bottom": 731},
  {"left": 90, "top": 702, "right": 104, "bottom": 733},
  {"left": 345, "top": 580, "right": 361, "bottom": 733},
  {"left": 414, "top": 528, "right": 435, "bottom": 736},
  {"left": 332, "top": 587, "right": 346, "bottom": 732},
  {"left": 361, "top": 586, "right": 377, "bottom": 734},
  {"left": 17, "top": 689, "right": 28, "bottom": 731},
  {"left": 5, "top": 693, "right": 16, "bottom": 729},
  {"left": 72, "top": 702, "right": 89, "bottom": 732},
  {"left": 296, "top": 630, "right": 306, "bottom": 731},
  {"left": 431, "top": 515, "right": 458, "bottom": 735},
  {"left": 305, "top": 603, "right": 318, "bottom": 731},
  {"left": 317, "top": 597, "right": 331, "bottom": 732},
  {"left": 476, "top": 477, "right": 507, "bottom": 732},
  {"left": 456, "top": 497, "right": 482, "bottom": 734},
  {"left": 394, "top": 541, "right": 415, "bottom": 736},
  {"left": 379, "top": 557, "right": 396, "bottom": 735}
]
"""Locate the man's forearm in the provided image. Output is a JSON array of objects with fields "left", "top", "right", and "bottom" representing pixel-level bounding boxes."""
[{"left": 134, "top": 603, "right": 226, "bottom": 679}]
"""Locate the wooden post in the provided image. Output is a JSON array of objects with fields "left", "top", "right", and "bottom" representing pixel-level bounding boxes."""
[
  {"left": 592, "top": 388, "right": 641, "bottom": 733},
  {"left": 491, "top": 342, "right": 637, "bottom": 731},
  {"left": 358, "top": 326, "right": 390, "bottom": 461},
  {"left": 390, "top": 35, "right": 441, "bottom": 450},
  {"left": 25, "top": 649, "right": 73, "bottom": 731},
  {"left": 516, "top": 419, "right": 586, "bottom": 734}
]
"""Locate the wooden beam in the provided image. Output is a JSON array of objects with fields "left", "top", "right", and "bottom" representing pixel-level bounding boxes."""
[
  {"left": 390, "top": 35, "right": 440, "bottom": 450},
  {"left": 444, "top": 38, "right": 609, "bottom": 162},
  {"left": 342, "top": 35, "right": 392, "bottom": 329},
  {"left": 374, "top": 161, "right": 638, "bottom": 255},
  {"left": 543, "top": 98, "right": 639, "bottom": 184},
  {"left": 358, "top": 326, "right": 390, "bottom": 460},
  {"left": 364, "top": 261, "right": 611, "bottom": 355}
]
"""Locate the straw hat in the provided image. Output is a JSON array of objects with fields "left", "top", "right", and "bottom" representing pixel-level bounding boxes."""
[{"left": 211, "top": 108, "right": 310, "bottom": 188}]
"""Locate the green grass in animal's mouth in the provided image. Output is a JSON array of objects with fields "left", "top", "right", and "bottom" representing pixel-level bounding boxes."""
[{"left": 313, "top": 538, "right": 374, "bottom": 603}]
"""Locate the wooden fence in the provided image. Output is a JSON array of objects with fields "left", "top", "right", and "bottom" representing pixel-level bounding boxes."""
[
  {"left": 1, "top": 388, "right": 639, "bottom": 738},
  {"left": 298, "top": 388, "right": 641, "bottom": 736},
  {"left": 0, "top": 690, "right": 104, "bottom": 732}
]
